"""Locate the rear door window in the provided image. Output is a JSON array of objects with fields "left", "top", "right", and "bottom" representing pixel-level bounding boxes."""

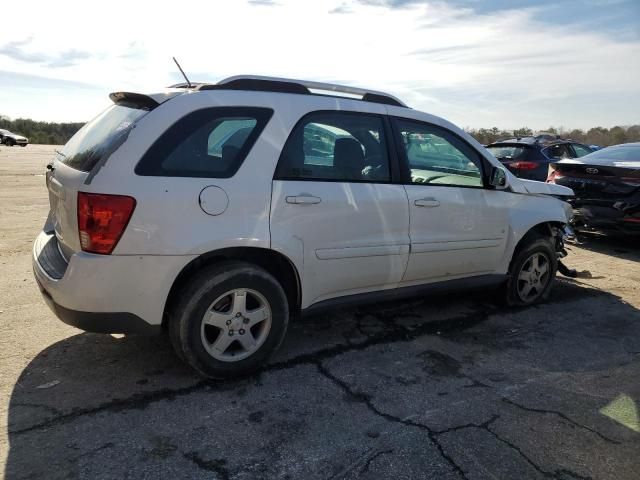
[
  {"left": 59, "top": 105, "right": 149, "bottom": 172},
  {"left": 136, "top": 107, "right": 272, "bottom": 178},
  {"left": 275, "top": 112, "right": 391, "bottom": 182}
]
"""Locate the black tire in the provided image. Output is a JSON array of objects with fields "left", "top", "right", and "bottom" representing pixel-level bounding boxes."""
[
  {"left": 20, "top": 144, "right": 27, "bottom": 147},
  {"left": 168, "top": 261, "right": 289, "bottom": 379},
  {"left": 505, "top": 235, "right": 557, "bottom": 306},
  {"left": 6, "top": 138, "right": 15, "bottom": 147}
]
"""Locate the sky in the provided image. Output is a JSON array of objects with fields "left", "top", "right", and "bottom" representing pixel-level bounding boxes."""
[{"left": 0, "top": 0, "right": 638, "bottom": 130}]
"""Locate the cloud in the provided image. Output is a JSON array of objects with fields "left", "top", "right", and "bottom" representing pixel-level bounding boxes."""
[
  {"left": 0, "top": 38, "right": 94, "bottom": 68},
  {"left": 0, "top": 38, "right": 48, "bottom": 63},
  {"left": 0, "top": 70, "right": 99, "bottom": 90},
  {"left": 48, "top": 49, "right": 92, "bottom": 68},
  {"left": 0, "top": 0, "right": 638, "bottom": 128}
]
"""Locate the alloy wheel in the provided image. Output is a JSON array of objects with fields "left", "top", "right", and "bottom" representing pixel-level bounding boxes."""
[{"left": 200, "top": 288, "right": 272, "bottom": 362}]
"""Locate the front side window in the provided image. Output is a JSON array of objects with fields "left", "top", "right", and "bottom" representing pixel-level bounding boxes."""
[
  {"left": 395, "top": 119, "right": 484, "bottom": 187},
  {"left": 275, "top": 112, "right": 391, "bottom": 182},
  {"left": 136, "top": 107, "right": 272, "bottom": 178}
]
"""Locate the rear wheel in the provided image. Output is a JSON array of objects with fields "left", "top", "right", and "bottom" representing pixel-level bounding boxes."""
[
  {"left": 506, "top": 236, "right": 557, "bottom": 306},
  {"left": 6, "top": 138, "right": 15, "bottom": 146},
  {"left": 169, "top": 261, "right": 289, "bottom": 379}
]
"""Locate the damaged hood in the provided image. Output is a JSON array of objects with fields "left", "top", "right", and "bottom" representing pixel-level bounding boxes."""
[{"left": 519, "top": 179, "right": 574, "bottom": 197}]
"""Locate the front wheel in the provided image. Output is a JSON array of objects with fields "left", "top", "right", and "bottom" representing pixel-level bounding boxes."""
[
  {"left": 168, "top": 261, "right": 289, "bottom": 379},
  {"left": 505, "top": 236, "right": 557, "bottom": 306}
]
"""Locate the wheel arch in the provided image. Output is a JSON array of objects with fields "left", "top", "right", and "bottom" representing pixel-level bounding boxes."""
[
  {"left": 509, "top": 220, "right": 565, "bottom": 269},
  {"left": 163, "top": 247, "right": 301, "bottom": 327}
]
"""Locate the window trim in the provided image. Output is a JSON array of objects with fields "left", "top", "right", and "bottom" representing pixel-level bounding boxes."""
[
  {"left": 273, "top": 110, "right": 402, "bottom": 185},
  {"left": 135, "top": 106, "right": 273, "bottom": 178},
  {"left": 389, "top": 117, "right": 488, "bottom": 190}
]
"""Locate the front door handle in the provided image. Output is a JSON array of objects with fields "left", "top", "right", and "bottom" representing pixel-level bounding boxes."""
[
  {"left": 414, "top": 197, "right": 440, "bottom": 208},
  {"left": 286, "top": 195, "right": 322, "bottom": 205}
]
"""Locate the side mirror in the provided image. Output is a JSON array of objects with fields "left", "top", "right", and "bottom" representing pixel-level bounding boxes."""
[{"left": 489, "top": 166, "right": 508, "bottom": 189}]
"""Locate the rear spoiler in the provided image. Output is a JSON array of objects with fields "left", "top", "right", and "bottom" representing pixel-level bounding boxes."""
[{"left": 109, "top": 92, "right": 159, "bottom": 110}]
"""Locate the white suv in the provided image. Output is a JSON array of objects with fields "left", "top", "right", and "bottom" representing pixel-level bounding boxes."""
[{"left": 33, "top": 76, "right": 574, "bottom": 378}]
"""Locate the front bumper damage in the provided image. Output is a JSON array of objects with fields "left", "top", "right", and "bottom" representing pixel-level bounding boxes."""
[{"left": 551, "top": 224, "right": 578, "bottom": 278}]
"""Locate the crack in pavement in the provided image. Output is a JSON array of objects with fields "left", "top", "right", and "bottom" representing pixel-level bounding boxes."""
[
  {"left": 501, "top": 397, "right": 620, "bottom": 445},
  {"left": 360, "top": 448, "right": 394, "bottom": 475},
  {"left": 484, "top": 424, "right": 592, "bottom": 480},
  {"left": 9, "top": 308, "right": 490, "bottom": 436},
  {"left": 316, "top": 361, "right": 598, "bottom": 480},
  {"left": 315, "top": 361, "right": 471, "bottom": 480}
]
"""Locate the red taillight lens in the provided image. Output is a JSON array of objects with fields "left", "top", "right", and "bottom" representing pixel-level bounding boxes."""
[
  {"left": 546, "top": 169, "right": 563, "bottom": 183},
  {"left": 77, "top": 192, "right": 136, "bottom": 255},
  {"left": 511, "top": 161, "right": 538, "bottom": 170}
]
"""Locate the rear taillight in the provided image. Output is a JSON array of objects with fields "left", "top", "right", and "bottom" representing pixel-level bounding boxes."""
[
  {"left": 546, "top": 168, "right": 564, "bottom": 183},
  {"left": 77, "top": 192, "right": 136, "bottom": 255},
  {"left": 511, "top": 161, "right": 538, "bottom": 170}
]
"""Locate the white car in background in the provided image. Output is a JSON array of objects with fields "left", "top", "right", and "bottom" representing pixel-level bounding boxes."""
[{"left": 33, "top": 76, "right": 574, "bottom": 378}]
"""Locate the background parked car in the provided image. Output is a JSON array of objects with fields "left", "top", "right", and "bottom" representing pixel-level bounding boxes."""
[
  {"left": 486, "top": 134, "right": 593, "bottom": 181},
  {"left": 547, "top": 142, "right": 640, "bottom": 235},
  {"left": 0, "top": 129, "right": 29, "bottom": 147}
]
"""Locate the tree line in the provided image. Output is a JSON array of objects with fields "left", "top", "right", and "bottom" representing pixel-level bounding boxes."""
[
  {"left": 466, "top": 125, "right": 640, "bottom": 147},
  {"left": 0, "top": 116, "right": 84, "bottom": 146},
  {"left": 2, "top": 114, "right": 639, "bottom": 148}
]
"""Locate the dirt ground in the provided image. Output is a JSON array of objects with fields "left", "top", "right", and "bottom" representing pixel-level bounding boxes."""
[{"left": 1, "top": 144, "right": 639, "bottom": 479}]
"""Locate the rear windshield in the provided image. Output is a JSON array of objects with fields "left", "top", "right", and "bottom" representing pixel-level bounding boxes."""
[
  {"left": 58, "top": 104, "right": 148, "bottom": 172},
  {"left": 486, "top": 144, "right": 529, "bottom": 160},
  {"left": 582, "top": 145, "right": 640, "bottom": 163}
]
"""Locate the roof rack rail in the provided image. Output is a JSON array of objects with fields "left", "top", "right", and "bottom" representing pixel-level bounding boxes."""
[{"left": 199, "top": 75, "right": 408, "bottom": 108}]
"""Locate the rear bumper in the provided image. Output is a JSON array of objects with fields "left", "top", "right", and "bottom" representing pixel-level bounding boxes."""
[
  {"left": 571, "top": 204, "right": 640, "bottom": 235},
  {"left": 34, "top": 275, "right": 160, "bottom": 334},
  {"left": 32, "top": 230, "right": 196, "bottom": 334}
]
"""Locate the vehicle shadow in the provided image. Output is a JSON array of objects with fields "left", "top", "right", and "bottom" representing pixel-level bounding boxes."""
[
  {"left": 5, "top": 279, "right": 640, "bottom": 479},
  {"left": 572, "top": 233, "right": 640, "bottom": 262}
]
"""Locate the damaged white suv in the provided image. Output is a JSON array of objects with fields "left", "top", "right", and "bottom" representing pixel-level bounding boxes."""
[{"left": 33, "top": 76, "right": 574, "bottom": 378}]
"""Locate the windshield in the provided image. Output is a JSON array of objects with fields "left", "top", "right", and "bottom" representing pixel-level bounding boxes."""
[
  {"left": 486, "top": 144, "right": 529, "bottom": 160},
  {"left": 58, "top": 104, "right": 149, "bottom": 172}
]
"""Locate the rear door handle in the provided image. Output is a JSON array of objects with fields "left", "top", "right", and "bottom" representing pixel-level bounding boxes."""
[
  {"left": 286, "top": 195, "right": 322, "bottom": 205},
  {"left": 414, "top": 197, "right": 440, "bottom": 208}
]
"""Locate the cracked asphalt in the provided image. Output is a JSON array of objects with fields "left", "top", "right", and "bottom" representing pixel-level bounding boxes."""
[{"left": 2, "top": 145, "right": 640, "bottom": 479}]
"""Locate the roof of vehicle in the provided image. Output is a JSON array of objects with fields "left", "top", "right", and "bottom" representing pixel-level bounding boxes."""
[
  {"left": 556, "top": 142, "right": 640, "bottom": 168},
  {"left": 168, "top": 75, "right": 409, "bottom": 108},
  {"left": 487, "top": 134, "right": 577, "bottom": 147}
]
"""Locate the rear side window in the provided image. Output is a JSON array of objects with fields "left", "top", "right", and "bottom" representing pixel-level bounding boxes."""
[
  {"left": 59, "top": 105, "right": 148, "bottom": 172},
  {"left": 136, "top": 107, "right": 273, "bottom": 178},
  {"left": 275, "top": 112, "right": 391, "bottom": 182}
]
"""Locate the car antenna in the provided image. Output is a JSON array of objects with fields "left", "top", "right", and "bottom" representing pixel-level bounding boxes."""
[{"left": 172, "top": 57, "right": 192, "bottom": 88}]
